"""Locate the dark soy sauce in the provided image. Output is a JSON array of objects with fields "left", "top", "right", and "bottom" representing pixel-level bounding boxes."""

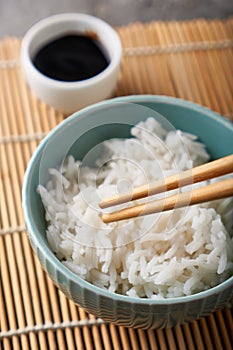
[{"left": 33, "top": 34, "right": 109, "bottom": 82}]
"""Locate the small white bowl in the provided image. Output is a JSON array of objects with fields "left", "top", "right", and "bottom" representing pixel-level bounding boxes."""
[{"left": 20, "top": 13, "right": 122, "bottom": 114}]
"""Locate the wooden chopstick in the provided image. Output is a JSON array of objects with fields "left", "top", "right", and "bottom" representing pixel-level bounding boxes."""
[
  {"left": 100, "top": 154, "right": 233, "bottom": 223},
  {"left": 100, "top": 154, "right": 233, "bottom": 208},
  {"left": 101, "top": 178, "right": 233, "bottom": 223}
]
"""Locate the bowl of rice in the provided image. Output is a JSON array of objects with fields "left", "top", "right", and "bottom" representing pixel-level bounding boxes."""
[{"left": 22, "top": 95, "right": 233, "bottom": 329}]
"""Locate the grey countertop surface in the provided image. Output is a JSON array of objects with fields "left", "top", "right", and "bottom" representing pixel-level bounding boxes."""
[{"left": 1, "top": 0, "right": 232, "bottom": 38}]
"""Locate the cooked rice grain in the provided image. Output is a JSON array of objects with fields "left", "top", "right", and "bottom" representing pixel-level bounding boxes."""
[{"left": 39, "top": 118, "right": 233, "bottom": 298}]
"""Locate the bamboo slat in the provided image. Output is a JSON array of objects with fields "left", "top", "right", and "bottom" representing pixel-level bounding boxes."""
[{"left": 0, "top": 17, "right": 232, "bottom": 350}]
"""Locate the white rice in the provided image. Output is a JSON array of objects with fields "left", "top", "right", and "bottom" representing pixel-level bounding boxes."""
[{"left": 38, "top": 117, "right": 233, "bottom": 298}]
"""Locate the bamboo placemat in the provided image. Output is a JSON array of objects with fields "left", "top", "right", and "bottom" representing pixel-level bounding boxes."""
[{"left": 0, "top": 17, "right": 233, "bottom": 350}]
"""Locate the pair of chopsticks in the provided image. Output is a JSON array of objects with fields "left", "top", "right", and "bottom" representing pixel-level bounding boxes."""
[{"left": 100, "top": 154, "right": 233, "bottom": 223}]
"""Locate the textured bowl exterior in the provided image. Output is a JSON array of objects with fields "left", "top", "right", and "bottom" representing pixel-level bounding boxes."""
[{"left": 23, "top": 95, "right": 233, "bottom": 329}]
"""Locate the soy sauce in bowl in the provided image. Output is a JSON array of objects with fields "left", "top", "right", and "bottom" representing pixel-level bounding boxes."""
[
  {"left": 33, "top": 33, "right": 109, "bottom": 82},
  {"left": 20, "top": 13, "right": 122, "bottom": 113}
]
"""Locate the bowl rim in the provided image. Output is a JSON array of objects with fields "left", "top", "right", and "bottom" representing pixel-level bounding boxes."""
[
  {"left": 20, "top": 13, "right": 122, "bottom": 89},
  {"left": 22, "top": 94, "right": 233, "bottom": 305}
]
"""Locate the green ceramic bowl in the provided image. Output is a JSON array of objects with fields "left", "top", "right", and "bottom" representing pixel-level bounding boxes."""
[{"left": 22, "top": 95, "right": 233, "bottom": 329}]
